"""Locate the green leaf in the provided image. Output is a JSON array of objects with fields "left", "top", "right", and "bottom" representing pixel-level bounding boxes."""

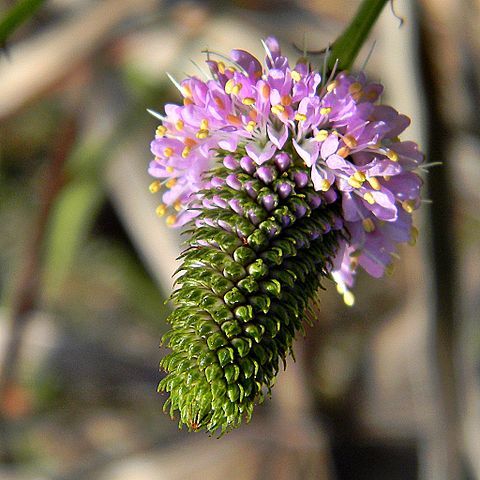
[
  {"left": 328, "top": 0, "right": 389, "bottom": 71},
  {"left": 0, "top": 0, "right": 46, "bottom": 48},
  {"left": 42, "top": 180, "right": 103, "bottom": 299}
]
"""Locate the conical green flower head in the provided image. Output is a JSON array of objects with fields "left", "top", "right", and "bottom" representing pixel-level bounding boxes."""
[{"left": 159, "top": 150, "right": 342, "bottom": 434}]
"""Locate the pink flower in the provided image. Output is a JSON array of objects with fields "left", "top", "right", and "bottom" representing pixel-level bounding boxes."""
[{"left": 147, "top": 37, "right": 424, "bottom": 300}]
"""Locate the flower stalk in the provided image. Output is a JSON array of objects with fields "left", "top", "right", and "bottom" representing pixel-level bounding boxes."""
[{"left": 328, "top": 0, "right": 389, "bottom": 70}]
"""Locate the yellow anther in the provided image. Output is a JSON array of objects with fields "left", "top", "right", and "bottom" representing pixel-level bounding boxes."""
[
  {"left": 246, "top": 121, "right": 256, "bottom": 132},
  {"left": 367, "top": 177, "right": 381, "bottom": 190},
  {"left": 163, "top": 147, "right": 174, "bottom": 157},
  {"left": 281, "top": 95, "right": 292, "bottom": 106},
  {"left": 200, "top": 119, "right": 209, "bottom": 130},
  {"left": 196, "top": 129, "right": 209, "bottom": 139},
  {"left": 362, "top": 218, "right": 375, "bottom": 233},
  {"left": 166, "top": 166, "right": 174, "bottom": 173},
  {"left": 156, "top": 204, "right": 167, "bottom": 217},
  {"left": 315, "top": 130, "right": 329, "bottom": 142},
  {"left": 363, "top": 191, "right": 375, "bottom": 204},
  {"left": 348, "top": 82, "right": 363, "bottom": 95},
  {"left": 260, "top": 84, "right": 270, "bottom": 99},
  {"left": 166, "top": 178, "right": 177, "bottom": 189},
  {"left": 343, "top": 290, "right": 355, "bottom": 307},
  {"left": 183, "top": 97, "right": 193, "bottom": 106},
  {"left": 225, "top": 79, "right": 235, "bottom": 94},
  {"left": 295, "top": 113, "right": 307, "bottom": 122},
  {"left": 402, "top": 199, "right": 416, "bottom": 213},
  {"left": 348, "top": 176, "right": 363, "bottom": 189},
  {"left": 383, "top": 175, "right": 391, "bottom": 181},
  {"left": 386, "top": 149, "right": 399, "bottom": 162},
  {"left": 242, "top": 97, "right": 256, "bottom": 106},
  {"left": 344, "top": 135, "right": 358, "bottom": 148},
  {"left": 231, "top": 83, "right": 242, "bottom": 95},
  {"left": 353, "top": 171, "right": 366, "bottom": 182},
  {"left": 226, "top": 66, "right": 236, "bottom": 73},
  {"left": 385, "top": 263, "right": 396, "bottom": 276},
  {"left": 291, "top": 70, "right": 301, "bottom": 82},
  {"left": 320, "top": 179, "right": 331, "bottom": 191},
  {"left": 320, "top": 107, "right": 332, "bottom": 115},
  {"left": 217, "top": 61, "right": 225, "bottom": 74},
  {"left": 156, "top": 125, "right": 167, "bottom": 137},
  {"left": 149, "top": 180, "right": 161, "bottom": 193},
  {"left": 182, "top": 146, "right": 191, "bottom": 158},
  {"left": 175, "top": 120, "right": 184, "bottom": 131},
  {"left": 337, "top": 146, "right": 350, "bottom": 158},
  {"left": 326, "top": 80, "right": 338, "bottom": 93},
  {"left": 173, "top": 200, "right": 182, "bottom": 212},
  {"left": 271, "top": 104, "right": 285, "bottom": 115},
  {"left": 166, "top": 214, "right": 177, "bottom": 226},
  {"left": 336, "top": 283, "right": 345, "bottom": 295},
  {"left": 409, "top": 226, "right": 419, "bottom": 246}
]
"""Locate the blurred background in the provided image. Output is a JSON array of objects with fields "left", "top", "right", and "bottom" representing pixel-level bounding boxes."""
[{"left": 0, "top": 0, "right": 479, "bottom": 479}]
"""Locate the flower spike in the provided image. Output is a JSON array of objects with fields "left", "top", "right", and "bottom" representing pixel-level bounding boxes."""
[{"left": 148, "top": 38, "right": 424, "bottom": 434}]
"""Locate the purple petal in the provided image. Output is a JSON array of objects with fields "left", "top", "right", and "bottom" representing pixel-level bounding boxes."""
[
  {"left": 342, "top": 192, "right": 362, "bottom": 221},
  {"left": 381, "top": 208, "right": 412, "bottom": 242},
  {"left": 326, "top": 154, "right": 354, "bottom": 173},
  {"left": 320, "top": 135, "right": 339, "bottom": 158},
  {"left": 365, "top": 189, "right": 398, "bottom": 221},
  {"left": 293, "top": 139, "right": 319, "bottom": 167},
  {"left": 245, "top": 142, "right": 276, "bottom": 164},
  {"left": 267, "top": 123, "right": 289, "bottom": 149},
  {"left": 218, "top": 136, "right": 239, "bottom": 152},
  {"left": 385, "top": 172, "right": 423, "bottom": 201},
  {"left": 264, "top": 36, "right": 281, "bottom": 62},
  {"left": 366, "top": 158, "right": 402, "bottom": 176},
  {"left": 230, "top": 49, "right": 262, "bottom": 79}
]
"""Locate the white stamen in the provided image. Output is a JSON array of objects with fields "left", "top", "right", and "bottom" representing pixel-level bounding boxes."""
[
  {"left": 166, "top": 72, "right": 185, "bottom": 95},
  {"left": 189, "top": 59, "right": 211, "bottom": 80},
  {"left": 360, "top": 40, "right": 377, "bottom": 72},
  {"left": 147, "top": 108, "right": 166, "bottom": 121},
  {"left": 261, "top": 39, "right": 274, "bottom": 66}
]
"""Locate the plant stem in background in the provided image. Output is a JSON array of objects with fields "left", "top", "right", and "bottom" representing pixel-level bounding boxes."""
[
  {"left": 328, "top": 0, "right": 389, "bottom": 71},
  {"left": 0, "top": 116, "right": 77, "bottom": 462},
  {"left": 0, "top": 0, "right": 46, "bottom": 48},
  {"left": 418, "top": 8, "right": 464, "bottom": 480}
]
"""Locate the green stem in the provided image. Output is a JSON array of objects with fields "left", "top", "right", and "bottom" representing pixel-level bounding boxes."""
[
  {"left": 328, "top": 0, "right": 389, "bottom": 71},
  {"left": 0, "top": 0, "right": 47, "bottom": 48}
]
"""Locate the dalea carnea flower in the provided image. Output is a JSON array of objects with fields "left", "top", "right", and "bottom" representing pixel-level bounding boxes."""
[{"left": 148, "top": 37, "right": 423, "bottom": 433}]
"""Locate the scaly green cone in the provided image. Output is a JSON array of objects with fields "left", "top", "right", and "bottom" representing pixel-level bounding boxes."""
[{"left": 158, "top": 150, "right": 343, "bottom": 434}]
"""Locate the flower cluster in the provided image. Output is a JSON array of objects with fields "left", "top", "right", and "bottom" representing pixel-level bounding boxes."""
[{"left": 149, "top": 37, "right": 423, "bottom": 301}]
